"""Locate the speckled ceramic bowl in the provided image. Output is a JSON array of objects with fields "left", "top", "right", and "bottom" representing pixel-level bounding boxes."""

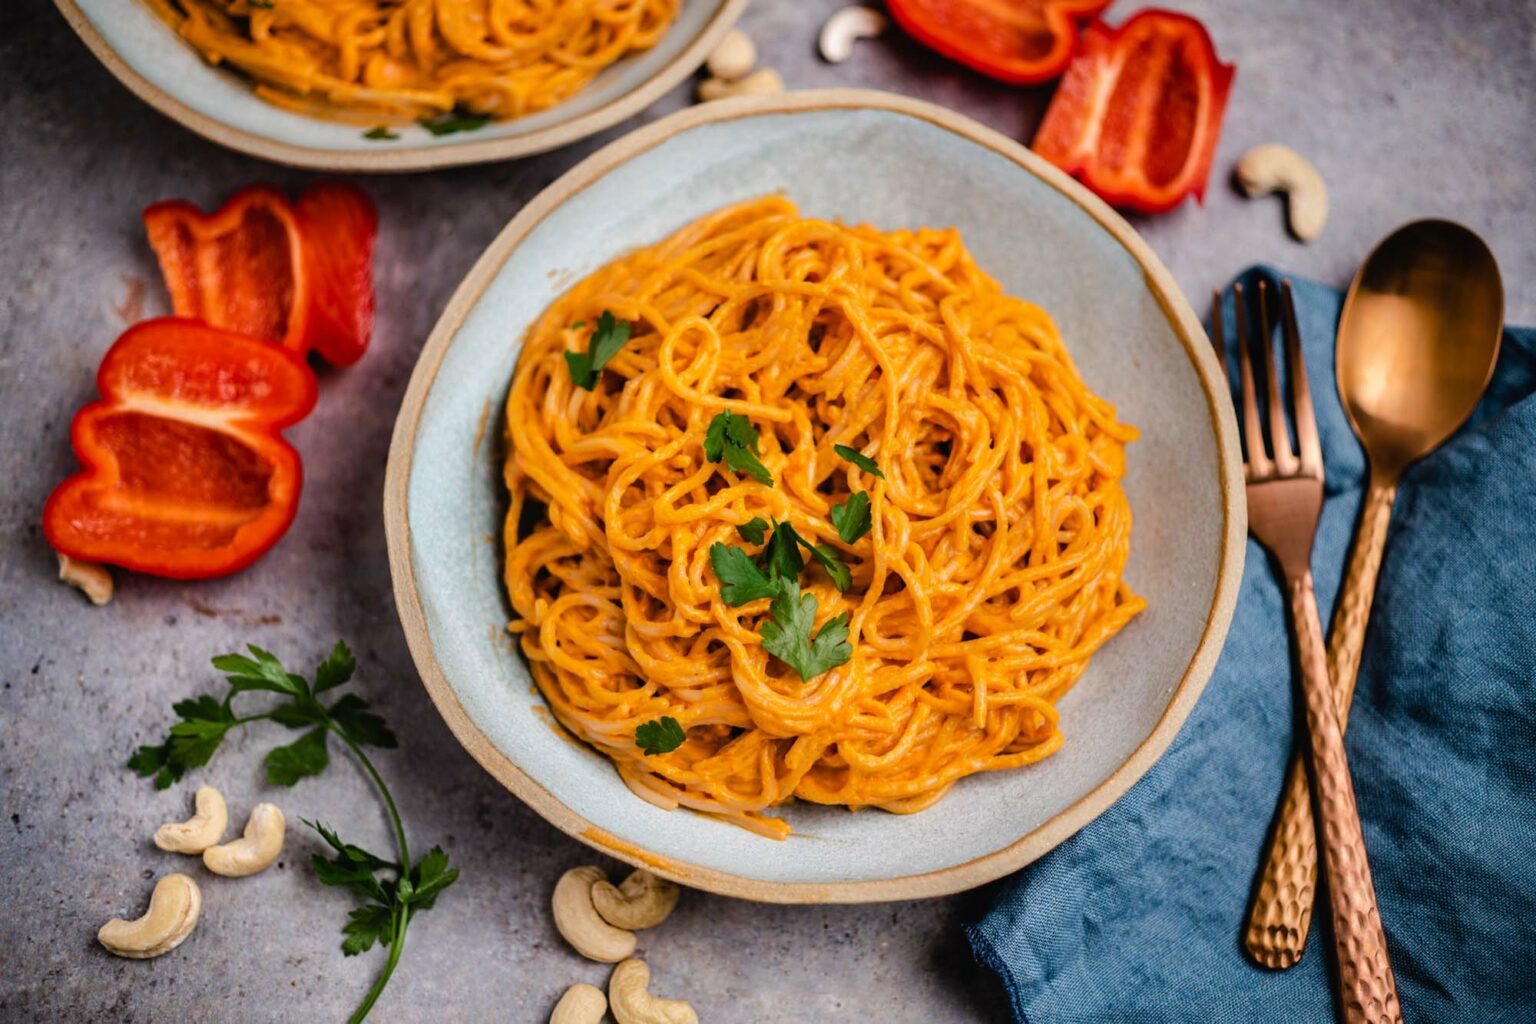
[
  {"left": 52, "top": 0, "right": 746, "bottom": 171},
  {"left": 385, "top": 90, "right": 1245, "bottom": 903}
]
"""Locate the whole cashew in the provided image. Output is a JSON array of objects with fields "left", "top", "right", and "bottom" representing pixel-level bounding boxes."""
[
  {"left": 705, "top": 29, "right": 756, "bottom": 81},
  {"left": 98, "top": 873, "right": 201, "bottom": 959},
  {"left": 57, "top": 553, "right": 112, "bottom": 606},
  {"left": 153, "top": 785, "right": 228, "bottom": 854},
  {"left": 697, "top": 68, "right": 783, "bottom": 102},
  {"left": 591, "top": 869, "right": 679, "bottom": 931},
  {"left": 819, "top": 6, "right": 888, "bottom": 63},
  {"left": 553, "top": 866, "right": 637, "bottom": 963},
  {"left": 202, "top": 802, "right": 284, "bottom": 877},
  {"left": 1235, "top": 144, "right": 1329, "bottom": 242},
  {"left": 549, "top": 982, "right": 608, "bottom": 1024},
  {"left": 608, "top": 958, "right": 697, "bottom": 1024}
]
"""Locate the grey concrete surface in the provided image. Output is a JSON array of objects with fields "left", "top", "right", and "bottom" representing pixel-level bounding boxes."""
[{"left": 1, "top": 0, "right": 1531, "bottom": 1021}]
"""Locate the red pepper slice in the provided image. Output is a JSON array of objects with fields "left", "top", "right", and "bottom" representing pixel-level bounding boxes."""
[
  {"left": 142, "top": 182, "right": 378, "bottom": 366},
  {"left": 1032, "top": 9, "right": 1235, "bottom": 214},
  {"left": 887, "top": 0, "right": 1111, "bottom": 84},
  {"left": 43, "top": 318, "right": 317, "bottom": 579},
  {"left": 295, "top": 182, "right": 378, "bottom": 367}
]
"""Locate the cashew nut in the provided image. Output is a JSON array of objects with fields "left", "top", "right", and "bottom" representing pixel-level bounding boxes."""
[
  {"left": 819, "top": 6, "right": 888, "bottom": 63},
  {"left": 98, "top": 873, "right": 201, "bottom": 959},
  {"left": 705, "top": 29, "right": 756, "bottom": 81},
  {"left": 553, "top": 866, "right": 637, "bottom": 962},
  {"left": 591, "top": 869, "right": 679, "bottom": 931},
  {"left": 57, "top": 553, "right": 112, "bottom": 606},
  {"left": 697, "top": 67, "right": 783, "bottom": 102},
  {"left": 608, "top": 958, "right": 697, "bottom": 1024},
  {"left": 153, "top": 785, "right": 228, "bottom": 854},
  {"left": 550, "top": 983, "right": 608, "bottom": 1024},
  {"left": 1235, "top": 144, "right": 1329, "bottom": 242},
  {"left": 202, "top": 802, "right": 284, "bottom": 877}
]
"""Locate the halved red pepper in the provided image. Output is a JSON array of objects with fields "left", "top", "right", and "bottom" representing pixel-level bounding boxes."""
[
  {"left": 43, "top": 318, "right": 317, "bottom": 579},
  {"left": 887, "top": 0, "right": 1111, "bottom": 84},
  {"left": 143, "top": 182, "right": 377, "bottom": 366},
  {"left": 1032, "top": 9, "right": 1235, "bottom": 214}
]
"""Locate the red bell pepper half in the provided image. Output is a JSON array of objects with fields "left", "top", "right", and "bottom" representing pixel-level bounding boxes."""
[
  {"left": 1032, "top": 9, "right": 1235, "bottom": 214},
  {"left": 43, "top": 318, "right": 317, "bottom": 579},
  {"left": 887, "top": 0, "right": 1111, "bottom": 85},
  {"left": 143, "top": 182, "right": 377, "bottom": 366}
]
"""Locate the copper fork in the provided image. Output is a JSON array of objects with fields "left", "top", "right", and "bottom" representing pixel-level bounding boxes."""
[{"left": 1213, "top": 280, "right": 1402, "bottom": 1024}]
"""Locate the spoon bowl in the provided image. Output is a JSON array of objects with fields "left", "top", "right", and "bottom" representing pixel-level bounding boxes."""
[{"left": 1336, "top": 219, "right": 1505, "bottom": 475}]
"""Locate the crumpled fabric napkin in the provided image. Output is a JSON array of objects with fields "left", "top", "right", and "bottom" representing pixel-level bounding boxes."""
[{"left": 967, "top": 267, "right": 1536, "bottom": 1024}]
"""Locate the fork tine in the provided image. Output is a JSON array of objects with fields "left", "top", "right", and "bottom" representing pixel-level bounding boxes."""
[
  {"left": 1210, "top": 290, "right": 1229, "bottom": 383},
  {"left": 1257, "top": 280, "right": 1299, "bottom": 474},
  {"left": 1233, "top": 283, "right": 1271, "bottom": 477},
  {"left": 1281, "top": 279, "right": 1323, "bottom": 475}
]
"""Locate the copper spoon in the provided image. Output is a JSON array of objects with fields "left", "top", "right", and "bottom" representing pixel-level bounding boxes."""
[{"left": 1244, "top": 220, "right": 1504, "bottom": 968}]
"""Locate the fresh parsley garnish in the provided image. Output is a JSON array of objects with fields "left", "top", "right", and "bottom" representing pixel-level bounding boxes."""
[
  {"left": 703, "top": 411, "right": 773, "bottom": 486},
  {"left": 737, "top": 517, "right": 769, "bottom": 545},
  {"left": 419, "top": 111, "right": 490, "bottom": 136},
  {"left": 709, "top": 543, "right": 780, "bottom": 606},
  {"left": 564, "top": 310, "right": 633, "bottom": 391},
  {"left": 571, "top": 320, "right": 587, "bottom": 330},
  {"left": 635, "top": 716, "right": 686, "bottom": 755},
  {"left": 363, "top": 126, "right": 399, "bottom": 141},
  {"left": 761, "top": 518, "right": 806, "bottom": 580},
  {"left": 834, "top": 444, "right": 884, "bottom": 478},
  {"left": 830, "top": 491, "right": 873, "bottom": 544},
  {"left": 130, "top": 642, "right": 454, "bottom": 1023},
  {"left": 759, "top": 580, "right": 853, "bottom": 682}
]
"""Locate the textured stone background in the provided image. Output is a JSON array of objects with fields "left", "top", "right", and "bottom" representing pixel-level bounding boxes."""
[{"left": 1, "top": 0, "right": 1531, "bottom": 1021}]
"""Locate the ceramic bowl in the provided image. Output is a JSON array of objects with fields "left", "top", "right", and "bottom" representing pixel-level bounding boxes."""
[
  {"left": 52, "top": 0, "right": 746, "bottom": 171},
  {"left": 385, "top": 90, "right": 1245, "bottom": 902}
]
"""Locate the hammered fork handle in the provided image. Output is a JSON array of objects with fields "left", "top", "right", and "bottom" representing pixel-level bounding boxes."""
[
  {"left": 1283, "top": 570, "right": 1402, "bottom": 1024},
  {"left": 1246, "top": 477, "right": 1398, "bottom": 967}
]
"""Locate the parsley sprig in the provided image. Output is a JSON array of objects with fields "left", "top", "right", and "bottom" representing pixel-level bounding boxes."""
[
  {"left": 704, "top": 411, "right": 773, "bottom": 485},
  {"left": 708, "top": 518, "right": 856, "bottom": 681},
  {"left": 830, "top": 446, "right": 882, "bottom": 544},
  {"left": 129, "top": 643, "right": 456, "bottom": 1024},
  {"left": 635, "top": 716, "right": 686, "bottom": 755},
  {"left": 565, "top": 311, "right": 633, "bottom": 391},
  {"left": 759, "top": 579, "right": 853, "bottom": 681}
]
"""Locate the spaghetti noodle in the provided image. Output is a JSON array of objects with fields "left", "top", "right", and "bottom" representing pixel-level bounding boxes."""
[
  {"left": 147, "top": 0, "right": 680, "bottom": 123},
  {"left": 503, "top": 197, "right": 1144, "bottom": 838}
]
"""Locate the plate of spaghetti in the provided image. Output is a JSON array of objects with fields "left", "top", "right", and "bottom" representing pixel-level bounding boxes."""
[
  {"left": 52, "top": 0, "right": 745, "bottom": 170},
  {"left": 386, "top": 90, "right": 1245, "bottom": 901}
]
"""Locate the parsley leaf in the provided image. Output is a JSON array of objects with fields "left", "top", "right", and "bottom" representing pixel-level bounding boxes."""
[
  {"left": 419, "top": 111, "right": 490, "bottom": 136},
  {"left": 709, "top": 543, "right": 782, "bottom": 606},
  {"left": 564, "top": 310, "right": 633, "bottom": 390},
  {"left": 363, "top": 126, "right": 399, "bottom": 141},
  {"left": 737, "top": 516, "right": 769, "bottom": 545},
  {"left": 635, "top": 716, "right": 686, "bottom": 755},
  {"left": 407, "top": 847, "right": 459, "bottom": 908},
  {"left": 760, "top": 519, "right": 806, "bottom": 580},
  {"left": 834, "top": 444, "right": 884, "bottom": 478},
  {"left": 759, "top": 580, "right": 853, "bottom": 682},
  {"left": 265, "top": 727, "right": 330, "bottom": 786},
  {"left": 804, "top": 542, "right": 852, "bottom": 592},
  {"left": 763, "top": 520, "right": 851, "bottom": 592},
  {"left": 704, "top": 411, "right": 773, "bottom": 485},
  {"left": 327, "top": 693, "right": 398, "bottom": 749},
  {"left": 830, "top": 491, "right": 873, "bottom": 544},
  {"left": 315, "top": 640, "right": 356, "bottom": 692},
  {"left": 342, "top": 905, "right": 394, "bottom": 956}
]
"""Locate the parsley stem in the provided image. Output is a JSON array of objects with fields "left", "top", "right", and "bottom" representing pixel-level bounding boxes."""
[
  {"left": 346, "top": 906, "right": 410, "bottom": 1024},
  {"left": 327, "top": 723, "right": 413, "bottom": 1024},
  {"left": 327, "top": 724, "right": 411, "bottom": 872}
]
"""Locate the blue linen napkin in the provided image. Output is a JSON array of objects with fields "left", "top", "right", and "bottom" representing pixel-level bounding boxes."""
[{"left": 967, "top": 267, "right": 1536, "bottom": 1024}]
